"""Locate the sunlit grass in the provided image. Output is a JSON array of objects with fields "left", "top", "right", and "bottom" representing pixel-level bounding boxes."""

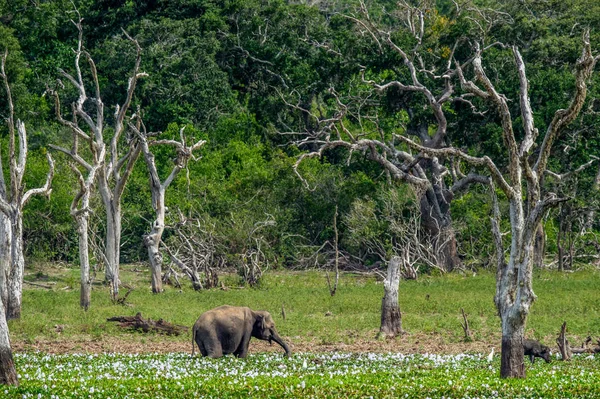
[{"left": 11, "top": 266, "right": 600, "bottom": 346}]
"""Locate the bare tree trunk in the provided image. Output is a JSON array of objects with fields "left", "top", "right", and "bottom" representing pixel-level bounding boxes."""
[
  {"left": 496, "top": 197, "right": 533, "bottom": 379},
  {"left": 104, "top": 203, "right": 122, "bottom": 300},
  {"left": 0, "top": 215, "right": 10, "bottom": 311},
  {"left": 0, "top": 299, "right": 17, "bottom": 386},
  {"left": 556, "top": 321, "right": 572, "bottom": 361},
  {"left": 77, "top": 214, "right": 92, "bottom": 310},
  {"left": 327, "top": 205, "right": 339, "bottom": 296},
  {"left": 378, "top": 256, "right": 403, "bottom": 338},
  {"left": 557, "top": 222, "right": 565, "bottom": 272},
  {"left": 133, "top": 123, "right": 205, "bottom": 294},
  {"left": 6, "top": 216, "right": 23, "bottom": 320},
  {"left": 144, "top": 197, "right": 165, "bottom": 294},
  {"left": 533, "top": 223, "right": 545, "bottom": 268}
]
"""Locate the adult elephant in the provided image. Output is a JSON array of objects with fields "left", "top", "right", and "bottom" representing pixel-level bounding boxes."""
[{"left": 191, "top": 305, "right": 291, "bottom": 358}]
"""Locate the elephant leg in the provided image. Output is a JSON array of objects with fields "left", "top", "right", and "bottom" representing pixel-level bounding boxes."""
[
  {"left": 207, "top": 348, "right": 223, "bottom": 358},
  {"left": 198, "top": 340, "right": 208, "bottom": 357},
  {"left": 234, "top": 335, "right": 251, "bottom": 358},
  {"left": 203, "top": 338, "right": 223, "bottom": 358}
]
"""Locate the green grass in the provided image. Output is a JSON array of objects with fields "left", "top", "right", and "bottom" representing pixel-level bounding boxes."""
[
  {"left": 7, "top": 265, "right": 600, "bottom": 397},
  {"left": 11, "top": 264, "right": 600, "bottom": 347}
]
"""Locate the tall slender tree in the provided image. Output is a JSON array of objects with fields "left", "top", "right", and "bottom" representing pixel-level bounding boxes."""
[
  {"left": 49, "top": 17, "right": 146, "bottom": 300},
  {"left": 131, "top": 121, "right": 205, "bottom": 294},
  {"left": 0, "top": 50, "right": 54, "bottom": 320}
]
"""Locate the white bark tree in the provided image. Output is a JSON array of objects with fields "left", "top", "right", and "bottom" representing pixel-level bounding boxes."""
[
  {"left": 66, "top": 159, "right": 103, "bottom": 310},
  {"left": 131, "top": 121, "right": 205, "bottom": 293},
  {"left": 399, "top": 33, "right": 597, "bottom": 378},
  {"left": 49, "top": 18, "right": 146, "bottom": 301},
  {"left": 0, "top": 50, "right": 54, "bottom": 320}
]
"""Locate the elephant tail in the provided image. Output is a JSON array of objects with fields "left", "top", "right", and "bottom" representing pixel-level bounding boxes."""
[{"left": 191, "top": 324, "right": 197, "bottom": 356}]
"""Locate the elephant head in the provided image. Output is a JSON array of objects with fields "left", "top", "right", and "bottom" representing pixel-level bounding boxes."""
[{"left": 252, "top": 311, "right": 291, "bottom": 356}]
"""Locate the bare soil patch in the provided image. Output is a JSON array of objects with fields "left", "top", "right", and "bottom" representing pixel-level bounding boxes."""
[{"left": 13, "top": 332, "right": 496, "bottom": 356}]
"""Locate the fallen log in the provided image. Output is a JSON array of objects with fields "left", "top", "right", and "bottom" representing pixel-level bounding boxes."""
[
  {"left": 24, "top": 280, "right": 55, "bottom": 289},
  {"left": 107, "top": 312, "right": 188, "bottom": 336},
  {"left": 571, "top": 336, "right": 600, "bottom": 354}
]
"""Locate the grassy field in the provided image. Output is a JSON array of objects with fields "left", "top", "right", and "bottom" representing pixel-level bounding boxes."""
[
  {"left": 6, "top": 264, "right": 600, "bottom": 398},
  {"left": 11, "top": 264, "right": 600, "bottom": 350}
]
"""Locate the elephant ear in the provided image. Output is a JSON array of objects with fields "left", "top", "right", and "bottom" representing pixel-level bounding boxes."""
[{"left": 257, "top": 313, "right": 266, "bottom": 331}]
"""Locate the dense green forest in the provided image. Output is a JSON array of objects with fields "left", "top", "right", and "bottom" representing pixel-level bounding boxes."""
[
  {"left": 0, "top": 0, "right": 599, "bottom": 386},
  {"left": 1, "top": 0, "right": 598, "bottom": 279}
]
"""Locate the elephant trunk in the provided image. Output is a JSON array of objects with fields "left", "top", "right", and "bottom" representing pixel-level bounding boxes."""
[{"left": 271, "top": 332, "right": 291, "bottom": 357}]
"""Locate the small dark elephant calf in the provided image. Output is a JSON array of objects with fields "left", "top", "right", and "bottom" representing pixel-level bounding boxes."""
[
  {"left": 192, "top": 305, "right": 291, "bottom": 358},
  {"left": 523, "top": 339, "right": 551, "bottom": 363}
]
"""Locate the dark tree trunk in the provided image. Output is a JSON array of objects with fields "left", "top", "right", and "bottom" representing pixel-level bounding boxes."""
[
  {"left": 420, "top": 194, "right": 461, "bottom": 272},
  {"left": 0, "top": 300, "right": 17, "bottom": 385},
  {"left": 436, "top": 226, "right": 461, "bottom": 272},
  {"left": 500, "top": 334, "right": 526, "bottom": 378},
  {"left": 533, "top": 223, "right": 545, "bottom": 268},
  {"left": 557, "top": 226, "right": 565, "bottom": 272},
  {"left": 0, "top": 348, "right": 17, "bottom": 386}
]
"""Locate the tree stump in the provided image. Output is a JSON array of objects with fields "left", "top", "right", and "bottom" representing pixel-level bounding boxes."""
[
  {"left": 378, "top": 256, "right": 403, "bottom": 338},
  {"left": 556, "top": 321, "right": 572, "bottom": 361}
]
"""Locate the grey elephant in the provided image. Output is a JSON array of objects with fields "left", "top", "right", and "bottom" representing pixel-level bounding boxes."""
[{"left": 191, "top": 305, "right": 291, "bottom": 358}]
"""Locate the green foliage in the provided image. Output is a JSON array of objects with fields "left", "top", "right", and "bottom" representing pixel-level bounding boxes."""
[
  {"left": 343, "top": 185, "right": 419, "bottom": 266},
  {"left": 23, "top": 153, "right": 77, "bottom": 262},
  {"left": 0, "top": 0, "right": 598, "bottom": 270}
]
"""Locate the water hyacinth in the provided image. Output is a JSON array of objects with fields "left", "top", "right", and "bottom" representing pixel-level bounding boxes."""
[{"left": 6, "top": 352, "right": 599, "bottom": 398}]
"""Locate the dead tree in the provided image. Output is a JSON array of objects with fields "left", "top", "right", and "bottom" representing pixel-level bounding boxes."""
[
  {"left": 460, "top": 308, "right": 472, "bottom": 342},
  {"left": 131, "top": 121, "right": 205, "bottom": 293},
  {"left": 162, "top": 212, "right": 224, "bottom": 290},
  {"left": 286, "top": 3, "right": 508, "bottom": 273},
  {"left": 401, "top": 33, "right": 597, "bottom": 378},
  {"left": 325, "top": 205, "right": 340, "bottom": 296},
  {"left": 237, "top": 216, "right": 276, "bottom": 287},
  {"left": 49, "top": 17, "right": 146, "bottom": 301},
  {"left": 68, "top": 160, "right": 101, "bottom": 311},
  {"left": 0, "top": 51, "right": 54, "bottom": 320},
  {"left": 378, "top": 255, "right": 403, "bottom": 338},
  {"left": 556, "top": 321, "right": 573, "bottom": 361}
]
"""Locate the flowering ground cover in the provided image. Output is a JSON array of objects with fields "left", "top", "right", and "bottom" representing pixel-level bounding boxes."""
[{"left": 7, "top": 351, "right": 600, "bottom": 398}]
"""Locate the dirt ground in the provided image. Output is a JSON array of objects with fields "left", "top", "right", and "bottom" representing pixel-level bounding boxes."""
[{"left": 13, "top": 332, "right": 496, "bottom": 356}]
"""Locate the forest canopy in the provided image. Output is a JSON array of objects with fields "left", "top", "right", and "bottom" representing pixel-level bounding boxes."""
[{"left": 0, "top": 0, "right": 598, "bottom": 277}]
